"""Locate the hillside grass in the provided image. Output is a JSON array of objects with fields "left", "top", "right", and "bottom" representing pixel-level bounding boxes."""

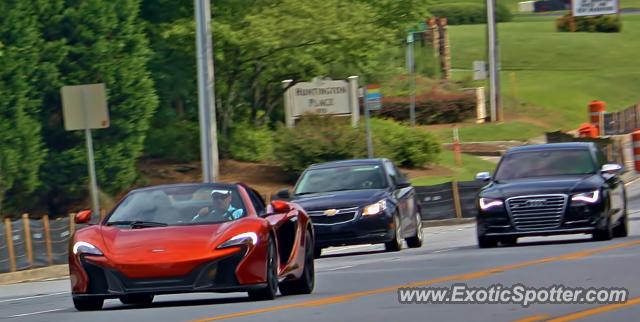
[
  {"left": 433, "top": 0, "right": 640, "bottom": 12},
  {"left": 411, "top": 150, "right": 497, "bottom": 186},
  {"left": 439, "top": 14, "right": 640, "bottom": 141}
]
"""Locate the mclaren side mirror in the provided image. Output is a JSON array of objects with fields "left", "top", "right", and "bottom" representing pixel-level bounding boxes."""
[
  {"left": 276, "top": 188, "right": 291, "bottom": 200},
  {"left": 268, "top": 200, "right": 291, "bottom": 215},
  {"left": 476, "top": 172, "right": 491, "bottom": 181},
  {"left": 601, "top": 164, "right": 623, "bottom": 175},
  {"left": 75, "top": 210, "right": 93, "bottom": 224}
]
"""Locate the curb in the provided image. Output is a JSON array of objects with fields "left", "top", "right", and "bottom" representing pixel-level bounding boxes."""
[
  {"left": 423, "top": 218, "right": 475, "bottom": 227},
  {"left": 0, "top": 265, "right": 68, "bottom": 285}
]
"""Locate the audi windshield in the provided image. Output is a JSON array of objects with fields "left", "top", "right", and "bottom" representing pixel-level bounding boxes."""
[{"left": 494, "top": 149, "right": 597, "bottom": 181}]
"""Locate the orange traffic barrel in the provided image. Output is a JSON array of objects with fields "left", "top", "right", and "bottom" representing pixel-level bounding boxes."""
[
  {"left": 633, "top": 131, "right": 640, "bottom": 171},
  {"left": 589, "top": 100, "right": 606, "bottom": 127},
  {"left": 578, "top": 123, "right": 598, "bottom": 138}
]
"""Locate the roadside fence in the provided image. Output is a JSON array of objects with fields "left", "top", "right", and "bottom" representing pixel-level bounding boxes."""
[
  {"left": 603, "top": 103, "right": 640, "bottom": 136},
  {"left": 416, "top": 180, "right": 484, "bottom": 221},
  {"left": 0, "top": 215, "right": 86, "bottom": 274}
]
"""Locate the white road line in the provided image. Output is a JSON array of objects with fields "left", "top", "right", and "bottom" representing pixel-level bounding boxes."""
[
  {"left": 9, "top": 308, "right": 64, "bottom": 318},
  {"left": 322, "top": 265, "right": 354, "bottom": 272},
  {"left": 0, "top": 292, "right": 67, "bottom": 304},
  {"left": 322, "top": 244, "right": 376, "bottom": 254},
  {"left": 625, "top": 176, "right": 640, "bottom": 186}
]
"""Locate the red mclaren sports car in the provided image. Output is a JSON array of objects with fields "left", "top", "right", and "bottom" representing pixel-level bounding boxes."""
[{"left": 69, "top": 183, "right": 315, "bottom": 311}]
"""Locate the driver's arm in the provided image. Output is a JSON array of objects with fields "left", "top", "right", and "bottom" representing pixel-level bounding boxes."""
[{"left": 192, "top": 207, "right": 209, "bottom": 222}]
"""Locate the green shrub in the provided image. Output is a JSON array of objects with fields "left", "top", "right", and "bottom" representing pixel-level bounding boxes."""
[
  {"left": 144, "top": 120, "right": 200, "bottom": 162},
  {"left": 228, "top": 124, "right": 275, "bottom": 162},
  {"left": 274, "top": 116, "right": 367, "bottom": 177},
  {"left": 556, "top": 14, "right": 622, "bottom": 33},
  {"left": 371, "top": 118, "right": 441, "bottom": 168},
  {"left": 373, "top": 92, "right": 477, "bottom": 125},
  {"left": 429, "top": 3, "right": 512, "bottom": 25}
]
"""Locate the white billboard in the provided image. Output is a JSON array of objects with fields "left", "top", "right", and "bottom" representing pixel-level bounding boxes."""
[
  {"left": 572, "top": 0, "right": 618, "bottom": 17},
  {"left": 289, "top": 79, "right": 351, "bottom": 116}
]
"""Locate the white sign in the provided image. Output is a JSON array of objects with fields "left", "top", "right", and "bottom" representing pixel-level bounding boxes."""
[
  {"left": 473, "top": 61, "right": 487, "bottom": 80},
  {"left": 572, "top": 0, "right": 618, "bottom": 17},
  {"left": 289, "top": 79, "right": 351, "bottom": 116},
  {"left": 61, "top": 83, "right": 110, "bottom": 131}
]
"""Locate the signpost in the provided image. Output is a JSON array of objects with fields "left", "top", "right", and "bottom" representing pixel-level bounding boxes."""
[
  {"left": 61, "top": 83, "right": 109, "bottom": 218},
  {"left": 364, "top": 84, "right": 383, "bottom": 158},
  {"left": 572, "top": 0, "right": 618, "bottom": 17}
]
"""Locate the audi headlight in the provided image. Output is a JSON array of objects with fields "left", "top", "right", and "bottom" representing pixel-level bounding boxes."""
[
  {"left": 479, "top": 198, "right": 504, "bottom": 211},
  {"left": 72, "top": 241, "right": 103, "bottom": 256},
  {"left": 571, "top": 190, "right": 600, "bottom": 204},
  {"left": 362, "top": 200, "right": 387, "bottom": 216},
  {"left": 217, "top": 232, "right": 258, "bottom": 249}
]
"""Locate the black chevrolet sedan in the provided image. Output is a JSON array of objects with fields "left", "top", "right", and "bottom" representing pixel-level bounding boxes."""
[
  {"left": 276, "top": 159, "right": 423, "bottom": 257},
  {"left": 476, "top": 142, "right": 628, "bottom": 248}
]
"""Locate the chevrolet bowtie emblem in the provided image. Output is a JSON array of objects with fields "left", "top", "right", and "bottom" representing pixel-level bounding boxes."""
[{"left": 324, "top": 209, "right": 338, "bottom": 216}]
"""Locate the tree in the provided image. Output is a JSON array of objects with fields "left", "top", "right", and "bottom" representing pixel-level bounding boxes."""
[
  {"left": 141, "top": 0, "right": 435, "bottom": 160},
  {"left": 35, "top": 0, "right": 158, "bottom": 213},
  {"left": 0, "top": 1, "right": 47, "bottom": 214}
]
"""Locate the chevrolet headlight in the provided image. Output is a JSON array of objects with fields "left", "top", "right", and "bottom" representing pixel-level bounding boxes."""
[
  {"left": 479, "top": 198, "right": 504, "bottom": 210},
  {"left": 571, "top": 190, "right": 600, "bottom": 204},
  {"left": 72, "top": 241, "right": 103, "bottom": 256},
  {"left": 362, "top": 200, "right": 387, "bottom": 216},
  {"left": 217, "top": 232, "right": 258, "bottom": 249}
]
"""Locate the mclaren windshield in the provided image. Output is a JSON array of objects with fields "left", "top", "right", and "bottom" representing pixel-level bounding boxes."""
[{"left": 106, "top": 185, "right": 246, "bottom": 227}]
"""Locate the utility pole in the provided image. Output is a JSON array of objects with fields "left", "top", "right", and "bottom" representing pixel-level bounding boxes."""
[
  {"left": 407, "top": 33, "right": 416, "bottom": 127},
  {"left": 487, "top": 0, "right": 501, "bottom": 122},
  {"left": 195, "top": 0, "right": 219, "bottom": 182}
]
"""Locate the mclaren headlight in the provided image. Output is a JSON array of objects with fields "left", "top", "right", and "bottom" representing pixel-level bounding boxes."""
[
  {"left": 479, "top": 198, "right": 504, "bottom": 211},
  {"left": 72, "top": 241, "right": 104, "bottom": 256},
  {"left": 217, "top": 232, "right": 258, "bottom": 249},
  {"left": 362, "top": 200, "right": 387, "bottom": 216},
  {"left": 571, "top": 190, "right": 600, "bottom": 204}
]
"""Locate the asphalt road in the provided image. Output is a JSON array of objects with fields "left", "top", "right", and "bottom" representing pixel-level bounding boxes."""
[{"left": 3, "top": 182, "right": 640, "bottom": 322}]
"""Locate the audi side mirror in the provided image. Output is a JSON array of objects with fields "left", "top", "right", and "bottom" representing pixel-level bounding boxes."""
[
  {"left": 476, "top": 172, "right": 491, "bottom": 181},
  {"left": 601, "top": 164, "right": 622, "bottom": 175}
]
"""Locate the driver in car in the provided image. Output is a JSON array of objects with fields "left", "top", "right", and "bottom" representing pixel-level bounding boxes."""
[{"left": 192, "top": 190, "right": 244, "bottom": 222}]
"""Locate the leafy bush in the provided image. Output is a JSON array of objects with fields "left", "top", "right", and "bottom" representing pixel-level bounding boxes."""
[
  {"left": 144, "top": 120, "right": 200, "bottom": 162},
  {"left": 373, "top": 92, "right": 477, "bottom": 125},
  {"left": 274, "top": 116, "right": 367, "bottom": 178},
  {"left": 556, "top": 14, "right": 622, "bottom": 33},
  {"left": 273, "top": 116, "right": 442, "bottom": 178},
  {"left": 371, "top": 119, "right": 441, "bottom": 168},
  {"left": 228, "top": 124, "right": 275, "bottom": 162},
  {"left": 429, "top": 3, "right": 512, "bottom": 25}
]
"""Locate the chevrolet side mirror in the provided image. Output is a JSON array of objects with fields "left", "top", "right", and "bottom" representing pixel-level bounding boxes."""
[
  {"left": 276, "top": 188, "right": 291, "bottom": 200},
  {"left": 476, "top": 172, "right": 491, "bottom": 181}
]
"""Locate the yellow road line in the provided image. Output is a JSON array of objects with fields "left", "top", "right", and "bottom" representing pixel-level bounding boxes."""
[
  {"left": 193, "top": 239, "right": 640, "bottom": 322},
  {"left": 512, "top": 314, "right": 551, "bottom": 322},
  {"left": 545, "top": 296, "right": 640, "bottom": 322}
]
